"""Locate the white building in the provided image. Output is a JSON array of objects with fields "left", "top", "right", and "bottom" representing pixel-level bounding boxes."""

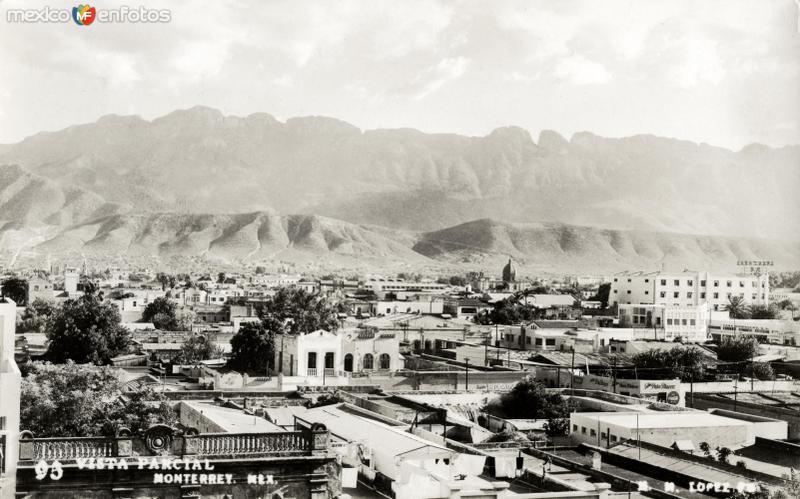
[
  {"left": 0, "top": 299, "right": 19, "bottom": 499},
  {"left": 275, "top": 328, "right": 401, "bottom": 379},
  {"left": 611, "top": 270, "right": 769, "bottom": 311},
  {"left": 617, "top": 303, "right": 709, "bottom": 343},
  {"left": 570, "top": 411, "right": 759, "bottom": 450}
]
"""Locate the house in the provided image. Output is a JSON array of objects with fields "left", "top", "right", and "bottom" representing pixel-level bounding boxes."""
[
  {"left": 443, "top": 298, "right": 492, "bottom": 319},
  {"left": 274, "top": 328, "right": 401, "bottom": 378}
]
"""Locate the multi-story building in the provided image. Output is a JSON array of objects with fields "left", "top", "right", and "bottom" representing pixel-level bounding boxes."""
[
  {"left": 0, "top": 299, "right": 19, "bottom": 499},
  {"left": 610, "top": 270, "right": 769, "bottom": 311},
  {"left": 617, "top": 303, "right": 709, "bottom": 342}
]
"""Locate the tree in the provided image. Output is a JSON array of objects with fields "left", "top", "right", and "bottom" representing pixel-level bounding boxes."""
[
  {"left": 217, "top": 272, "right": 226, "bottom": 284},
  {"left": 45, "top": 294, "right": 130, "bottom": 364},
  {"left": 751, "top": 361, "right": 775, "bottom": 380},
  {"left": 726, "top": 296, "right": 751, "bottom": 332},
  {"left": 699, "top": 441, "right": 711, "bottom": 457},
  {"left": 17, "top": 298, "right": 57, "bottom": 335},
  {"left": 717, "top": 335, "right": 760, "bottom": 363},
  {"left": 175, "top": 308, "right": 196, "bottom": 331},
  {"left": 750, "top": 305, "right": 780, "bottom": 320},
  {"left": 257, "top": 287, "right": 339, "bottom": 334},
  {"left": 1, "top": 277, "right": 28, "bottom": 305},
  {"left": 484, "top": 377, "right": 577, "bottom": 435},
  {"left": 631, "top": 346, "right": 707, "bottom": 382},
  {"left": 589, "top": 283, "right": 611, "bottom": 308},
  {"left": 142, "top": 296, "right": 178, "bottom": 330},
  {"left": 228, "top": 320, "right": 277, "bottom": 374},
  {"left": 20, "top": 361, "right": 177, "bottom": 437},
  {"left": 716, "top": 446, "right": 732, "bottom": 464},
  {"left": 174, "top": 335, "right": 224, "bottom": 364}
]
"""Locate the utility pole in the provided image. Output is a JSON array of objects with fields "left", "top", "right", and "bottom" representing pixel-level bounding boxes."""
[
  {"left": 495, "top": 325, "right": 500, "bottom": 361},
  {"left": 612, "top": 357, "right": 618, "bottom": 393},
  {"left": 465, "top": 358, "right": 470, "bottom": 391},
  {"left": 484, "top": 333, "right": 488, "bottom": 366}
]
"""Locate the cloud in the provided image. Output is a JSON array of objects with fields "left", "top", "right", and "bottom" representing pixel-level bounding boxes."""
[
  {"left": 554, "top": 54, "right": 612, "bottom": 85},
  {"left": 401, "top": 56, "right": 470, "bottom": 101}
]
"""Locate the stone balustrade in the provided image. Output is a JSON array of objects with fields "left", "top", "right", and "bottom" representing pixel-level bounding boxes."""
[{"left": 18, "top": 425, "right": 329, "bottom": 462}]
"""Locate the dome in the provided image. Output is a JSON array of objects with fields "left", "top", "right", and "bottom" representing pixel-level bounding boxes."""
[{"left": 502, "top": 257, "right": 517, "bottom": 282}]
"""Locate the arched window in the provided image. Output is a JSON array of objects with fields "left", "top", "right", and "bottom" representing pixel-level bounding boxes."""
[
  {"left": 343, "top": 354, "right": 353, "bottom": 372},
  {"left": 363, "top": 353, "right": 374, "bottom": 370},
  {"left": 379, "top": 353, "right": 390, "bottom": 370}
]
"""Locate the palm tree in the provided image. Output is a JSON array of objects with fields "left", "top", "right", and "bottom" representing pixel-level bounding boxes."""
[{"left": 726, "top": 295, "right": 750, "bottom": 335}]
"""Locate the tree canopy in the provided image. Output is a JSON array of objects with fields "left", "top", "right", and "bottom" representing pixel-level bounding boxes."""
[
  {"left": 2, "top": 277, "right": 28, "bottom": 305},
  {"left": 142, "top": 296, "right": 179, "bottom": 330},
  {"left": 256, "top": 287, "right": 339, "bottom": 334},
  {"left": 228, "top": 320, "right": 277, "bottom": 374},
  {"left": 45, "top": 294, "right": 130, "bottom": 364},
  {"left": 716, "top": 335, "right": 760, "bottom": 363},
  {"left": 483, "top": 377, "right": 577, "bottom": 435},
  {"left": 174, "top": 334, "right": 224, "bottom": 364},
  {"left": 630, "top": 346, "right": 708, "bottom": 382},
  {"left": 20, "top": 361, "right": 177, "bottom": 437}
]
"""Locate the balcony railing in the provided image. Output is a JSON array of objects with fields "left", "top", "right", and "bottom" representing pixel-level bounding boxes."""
[
  {"left": 23, "top": 437, "right": 115, "bottom": 461},
  {"left": 185, "top": 432, "right": 310, "bottom": 456},
  {"left": 19, "top": 426, "right": 329, "bottom": 462},
  {"left": 306, "top": 368, "right": 318, "bottom": 376}
]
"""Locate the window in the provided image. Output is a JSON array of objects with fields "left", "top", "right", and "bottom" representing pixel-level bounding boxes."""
[
  {"left": 324, "top": 352, "right": 335, "bottom": 369},
  {"left": 363, "top": 353, "right": 374, "bottom": 370},
  {"left": 627, "top": 290, "right": 631, "bottom": 294},
  {"left": 690, "top": 319, "right": 696, "bottom": 325},
  {"left": 687, "top": 280, "right": 693, "bottom": 286},
  {"left": 590, "top": 429, "right": 596, "bottom": 437},
  {"left": 645, "top": 291, "right": 649, "bottom": 295},
  {"left": 674, "top": 279, "right": 680, "bottom": 286},
  {"left": 526, "top": 337, "right": 532, "bottom": 344},
  {"left": 545, "top": 338, "right": 556, "bottom": 346},
  {"left": 682, "top": 319, "right": 687, "bottom": 325},
  {"left": 627, "top": 278, "right": 631, "bottom": 283},
  {"left": 600, "top": 432, "right": 607, "bottom": 439},
  {"left": 644, "top": 279, "right": 649, "bottom": 283},
  {"left": 713, "top": 292, "right": 719, "bottom": 299},
  {"left": 581, "top": 427, "right": 587, "bottom": 434},
  {"left": 660, "top": 292, "right": 666, "bottom": 298},
  {"left": 700, "top": 280, "right": 706, "bottom": 286},
  {"left": 726, "top": 281, "right": 732, "bottom": 287},
  {"left": 379, "top": 353, "right": 390, "bottom": 369},
  {"left": 0, "top": 416, "right": 5, "bottom": 430},
  {"left": 701, "top": 292, "right": 706, "bottom": 299},
  {"left": 687, "top": 292, "right": 693, "bottom": 299},
  {"left": 660, "top": 279, "right": 667, "bottom": 285},
  {"left": 673, "top": 292, "right": 679, "bottom": 298},
  {"left": 573, "top": 424, "right": 578, "bottom": 432},
  {"left": 307, "top": 352, "right": 317, "bottom": 370},
  {"left": 714, "top": 280, "right": 719, "bottom": 287},
  {"left": 667, "top": 318, "right": 673, "bottom": 325},
  {"left": 613, "top": 278, "right": 618, "bottom": 282},
  {"left": 610, "top": 435, "right": 618, "bottom": 442},
  {"left": 740, "top": 281, "right": 745, "bottom": 288}
]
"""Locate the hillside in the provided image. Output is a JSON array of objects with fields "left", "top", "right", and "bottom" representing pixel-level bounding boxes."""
[{"left": 0, "top": 106, "right": 797, "bottom": 240}]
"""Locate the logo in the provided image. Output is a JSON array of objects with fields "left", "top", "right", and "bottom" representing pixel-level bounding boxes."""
[
  {"left": 666, "top": 390, "right": 680, "bottom": 405},
  {"left": 72, "top": 4, "right": 96, "bottom": 25}
]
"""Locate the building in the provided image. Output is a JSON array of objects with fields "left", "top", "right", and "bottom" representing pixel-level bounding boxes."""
[
  {"left": 610, "top": 270, "right": 769, "bottom": 311},
  {"left": 275, "top": 328, "right": 401, "bottom": 378},
  {"left": 617, "top": 303, "right": 709, "bottom": 342},
  {"left": 443, "top": 298, "right": 492, "bottom": 319},
  {"left": 366, "top": 279, "right": 448, "bottom": 298},
  {"left": 0, "top": 299, "right": 19, "bottom": 499},
  {"left": 570, "top": 411, "right": 759, "bottom": 450},
  {"left": 373, "top": 297, "right": 444, "bottom": 316}
]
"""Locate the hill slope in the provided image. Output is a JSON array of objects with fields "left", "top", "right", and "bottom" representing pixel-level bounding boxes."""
[{"left": 0, "top": 107, "right": 797, "bottom": 239}]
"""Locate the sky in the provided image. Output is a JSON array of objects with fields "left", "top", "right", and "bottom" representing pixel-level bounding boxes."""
[{"left": 1, "top": 0, "right": 798, "bottom": 149}]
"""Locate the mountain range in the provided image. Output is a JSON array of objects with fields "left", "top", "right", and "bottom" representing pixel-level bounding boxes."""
[{"left": 0, "top": 106, "right": 797, "bottom": 271}]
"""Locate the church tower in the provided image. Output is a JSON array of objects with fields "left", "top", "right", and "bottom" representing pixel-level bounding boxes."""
[{"left": 502, "top": 257, "right": 517, "bottom": 283}]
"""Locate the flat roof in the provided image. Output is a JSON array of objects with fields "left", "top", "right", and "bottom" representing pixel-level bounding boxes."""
[
  {"left": 574, "top": 411, "right": 750, "bottom": 429},
  {"left": 300, "top": 403, "right": 451, "bottom": 458},
  {"left": 183, "top": 401, "right": 284, "bottom": 433}
]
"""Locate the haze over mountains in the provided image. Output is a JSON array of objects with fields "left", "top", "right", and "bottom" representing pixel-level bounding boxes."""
[{"left": 0, "top": 106, "right": 797, "bottom": 271}]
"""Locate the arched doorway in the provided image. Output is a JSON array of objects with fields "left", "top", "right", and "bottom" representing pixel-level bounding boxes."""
[{"left": 344, "top": 353, "right": 353, "bottom": 372}]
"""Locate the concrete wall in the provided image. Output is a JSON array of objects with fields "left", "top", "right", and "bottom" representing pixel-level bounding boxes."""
[
  {"left": 692, "top": 393, "right": 800, "bottom": 440},
  {"left": 0, "top": 301, "right": 19, "bottom": 499},
  {"left": 706, "top": 409, "right": 787, "bottom": 440},
  {"left": 178, "top": 402, "right": 226, "bottom": 433}
]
